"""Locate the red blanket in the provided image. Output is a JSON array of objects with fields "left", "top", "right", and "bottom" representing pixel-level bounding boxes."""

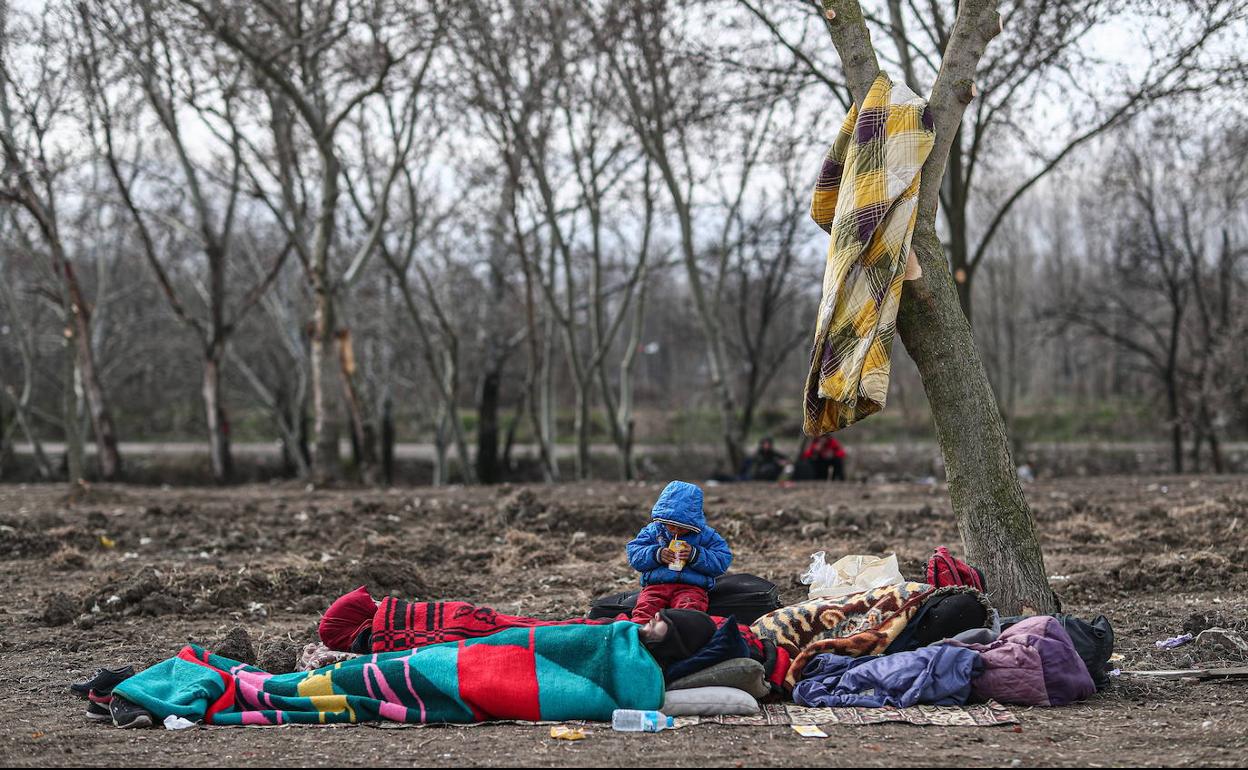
[{"left": 371, "top": 598, "right": 616, "bottom": 652}]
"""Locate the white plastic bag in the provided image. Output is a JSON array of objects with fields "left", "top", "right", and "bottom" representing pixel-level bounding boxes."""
[
  {"left": 800, "top": 552, "right": 904, "bottom": 600},
  {"left": 163, "top": 714, "right": 198, "bottom": 731}
]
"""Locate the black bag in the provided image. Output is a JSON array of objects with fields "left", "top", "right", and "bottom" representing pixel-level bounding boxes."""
[{"left": 587, "top": 573, "right": 782, "bottom": 625}]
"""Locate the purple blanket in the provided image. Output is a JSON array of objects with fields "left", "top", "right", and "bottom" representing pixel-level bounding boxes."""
[{"left": 945, "top": 615, "right": 1095, "bottom": 706}]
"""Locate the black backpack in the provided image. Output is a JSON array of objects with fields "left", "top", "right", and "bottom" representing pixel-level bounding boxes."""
[{"left": 587, "top": 573, "right": 782, "bottom": 625}]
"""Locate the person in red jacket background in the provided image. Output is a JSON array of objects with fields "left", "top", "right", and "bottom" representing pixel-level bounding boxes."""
[{"left": 802, "top": 435, "right": 846, "bottom": 481}]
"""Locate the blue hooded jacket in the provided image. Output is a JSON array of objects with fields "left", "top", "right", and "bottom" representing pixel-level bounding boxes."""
[{"left": 626, "top": 481, "right": 733, "bottom": 590}]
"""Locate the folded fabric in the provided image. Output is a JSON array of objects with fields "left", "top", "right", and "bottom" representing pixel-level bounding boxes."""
[
  {"left": 663, "top": 686, "right": 759, "bottom": 717},
  {"left": 113, "top": 623, "right": 663, "bottom": 725},
  {"left": 793, "top": 646, "right": 982, "bottom": 709},
  {"left": 668, "top": 658, "right": 771, "bottom": 699},
  {"left": 943, "top": 615, "right": 1096, "bottom": 706}
]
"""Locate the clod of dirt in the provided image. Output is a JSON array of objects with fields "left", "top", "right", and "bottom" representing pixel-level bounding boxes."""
[
  {"left": 50, "top": 546, "right": 88, "bottom": 571},
  {"left": 496, "top": 488, "right": 544, "bottom": 527},
  {"left": 212, "top": 626, "right": 256, "bottom": 665},
  {"left": 41, "top": 592, "right": 78, "bottom": 627},
  {"left": 354, "top": 560, "right": 428, "bottom": 598},
  {"left": 1183, "top": 610, "right": 1248, "bottom": 636},
  {"left": 491, "top": 529, "right": 564, "bottom": 573},
  {"left": 257, "top": 639, "right": 300, "bottom": 674},
  {"left": 94, "top": 566, "right": 164, "bottom": 609},
  {"left": 0, "top": 528, "right": 60, "bottom": 559}
]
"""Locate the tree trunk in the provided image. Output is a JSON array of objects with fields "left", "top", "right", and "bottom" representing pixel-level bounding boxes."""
[
  {"left": 202, "top": 352, "right": 233, "bottom": 484},
  {"left": 476, "top": 366, "right": 502, "bottom": 484},
  {"left": 381, "top": 396, "right": 395, "bottom": 486},
  {"left": 62, "top": 265, "right": 121, "bottom": 480},
  {"left": 62, "top": 336, "right": 84, "bottom": 485},
  {"left": 819, "top": 0, "right": 1055, "bottom": 615},
  {"left": 310, "top": 288, "right": 341, "bottom": 483},
  {"left": 1167, "top": 376, "right": 1183, "bottom": 474},
  {"left": 336, "top": 329, "right": 377, "bottom": 484},
  {"left": 574, "top": 384, "right": 592, "bottom": 480},
  {"left": 899, "top": 221, "right": 1054, "bottom": 613}
]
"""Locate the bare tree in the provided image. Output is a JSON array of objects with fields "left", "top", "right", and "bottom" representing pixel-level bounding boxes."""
[
  {"left": 78, "top": 0, "right": 292, "bottom": 483},
  {"left": 1, "top": 1, "right": 123, "bottom": 481},
  {"left": 177, "top": 0, "right": 439, "bottom": 482},
  {"left": 1053, "top": 117, "right": 1248, "bottom": 473},
  {"left": 818, "top": 0, "right": 1054, "bottom": 613}
]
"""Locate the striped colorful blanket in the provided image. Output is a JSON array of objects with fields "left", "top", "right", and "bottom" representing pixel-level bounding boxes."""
[
  {"left": 113, "top": 623, "right": 663, "bottom": 725},
  {"left": 804, "top": 73, "right": 934, "bottom": 435}
]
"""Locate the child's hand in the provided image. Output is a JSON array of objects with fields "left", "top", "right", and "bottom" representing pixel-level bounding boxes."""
[{"left": 658, "top": 548, "right": 677, "bottom": 565}]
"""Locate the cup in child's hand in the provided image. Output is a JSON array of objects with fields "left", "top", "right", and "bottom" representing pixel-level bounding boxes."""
[{"left": 670, "top": 539, "right": 688, "bottom": 571}]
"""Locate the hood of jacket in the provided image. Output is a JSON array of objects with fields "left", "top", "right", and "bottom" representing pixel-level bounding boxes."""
[{"left": 650, "top": 481, "right": 706, "bottom": 533}]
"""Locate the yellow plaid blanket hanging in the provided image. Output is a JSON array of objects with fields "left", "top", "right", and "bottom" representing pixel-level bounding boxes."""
[{"left": 803, "top": 73, "right": 934, "bottom": 435}]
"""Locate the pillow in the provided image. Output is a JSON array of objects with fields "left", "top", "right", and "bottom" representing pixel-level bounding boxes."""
[
  {"left": 664, "top": 616, "right": 751, "bottom": 682},
  {"left": 662, "top": 686, "right": 760, "bottom": 717},
  {"left": 668, "top": 658, "right": 770, "bottom": 699}
]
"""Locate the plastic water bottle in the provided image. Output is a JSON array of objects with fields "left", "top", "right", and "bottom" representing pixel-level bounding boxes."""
[{"left": 611, "top": 709, "right": 674, "bottom": 732}]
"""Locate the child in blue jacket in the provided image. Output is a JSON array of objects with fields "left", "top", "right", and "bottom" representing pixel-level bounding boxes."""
[{"left": 626, "top": 480, "right": 733, "bottom": 622}]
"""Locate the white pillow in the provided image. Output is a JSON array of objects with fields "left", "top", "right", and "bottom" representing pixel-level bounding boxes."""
[{"left": 662, "top": 686, "right": 760, "bottom": 717}]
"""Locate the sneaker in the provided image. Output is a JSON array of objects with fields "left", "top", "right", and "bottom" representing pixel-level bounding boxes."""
[
  {"left": 70, "top": 666, "right": 135, "bottom": 699},
  {"left": 85, "top": 691, "right": 113, "bottom": 722},
  {"left": 109, "top": 696, "right": 154, "bottom": 729}
]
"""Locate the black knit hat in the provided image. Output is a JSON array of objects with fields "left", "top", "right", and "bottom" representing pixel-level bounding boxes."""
[{"left": 643, "top": 609, "right": 717, "bottom": 666}]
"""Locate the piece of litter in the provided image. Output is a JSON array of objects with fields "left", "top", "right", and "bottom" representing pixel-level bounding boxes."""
[
  {"left": 1109, "top": 653, "right": 1125, "bottom": 663},
  {"left": 549, "top": 726, "right": 586, "bottom": 741},
  {"left": 1047, "top": 575, "right": 1070, "bottom": 581},
  {"left": 139, "top": 537, "right": 153, "bottom": 546},
  {"left": 99, "top": 535, "right": 116, "bottom": 549},
  {"left": 1202, "top": 720, "right": 1213, "bottom": 729},
  {"left": 1108, "top": 669, "right": 1121, "bottom": 678},
  {"left": 1155, "top": 633, "right": 1194, "bottom": 650},
  {"left": 163, "top": 715, "right": 197, "bottom": 730},
  {"left": 792, "top": 725, "right": 828, "bottom": 738}
]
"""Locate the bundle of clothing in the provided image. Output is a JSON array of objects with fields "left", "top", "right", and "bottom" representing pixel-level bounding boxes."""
[
  {"left": 760, "top": 587, "right": 1111, "bottom": 710},
  {"left": 750, "top": 582, "right": 990, "bottom": 688}
]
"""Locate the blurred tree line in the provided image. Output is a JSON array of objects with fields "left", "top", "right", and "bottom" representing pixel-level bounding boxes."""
[{"left": 1, "top": 0, "right": 1245, "bottom": 485}]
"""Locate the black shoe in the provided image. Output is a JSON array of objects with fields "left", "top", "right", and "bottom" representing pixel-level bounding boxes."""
[
  {"left": 85, "top": 691, "right": 112, "bottom": 722},
  {"left": 109, "top": 696, "right": 154, "bottom": 729},
  {"left": 70, "top": 666, "right": 135, "bottom": 699}
]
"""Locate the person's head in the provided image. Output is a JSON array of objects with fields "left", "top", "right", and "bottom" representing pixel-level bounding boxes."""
[
  {"left": 638, "top": 609, "right": 717, "bottom": 666},
  {"left": 663, "top": 522, "right": 692, "bottom": 538},
  {"left": 650, "top": 480, "right": 706, "bottom": 534},
  {"left": 638, "top": 613, "right": 669, "bottom": 644},
  {"left": 759, "top": 437, "right": 774, "bottom": 453}
]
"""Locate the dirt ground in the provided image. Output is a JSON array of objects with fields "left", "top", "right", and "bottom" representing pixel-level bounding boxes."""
[{"left": 1, "top": 475, "right": 1246, "bottom": 767}]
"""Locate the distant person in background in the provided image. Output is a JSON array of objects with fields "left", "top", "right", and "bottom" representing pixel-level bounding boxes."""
[
  {"left": 739, "top": 437, "right": 788, "bottom": 482},
  {"left": 801, "top": 435, "right": 846, "bottom": 481}
]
